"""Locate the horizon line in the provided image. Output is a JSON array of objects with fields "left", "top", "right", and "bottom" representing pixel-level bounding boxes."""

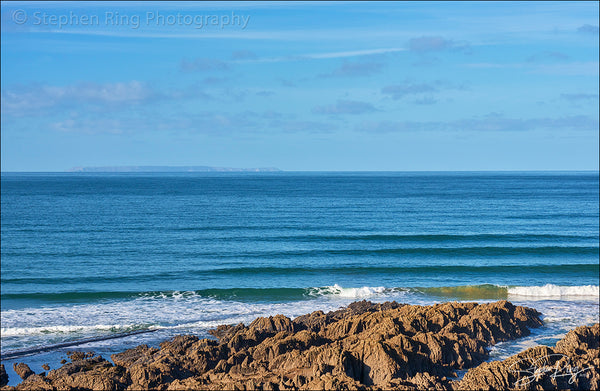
[{"left": 1, "top": 169, "right": 599, "bottom": 174}]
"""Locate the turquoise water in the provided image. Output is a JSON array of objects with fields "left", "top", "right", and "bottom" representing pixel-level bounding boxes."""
[{"left": 1, "top": 172, "right": 598, "bottom": 383}]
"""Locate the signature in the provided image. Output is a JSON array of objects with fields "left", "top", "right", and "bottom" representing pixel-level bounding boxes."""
[{"left": 509, "top": 353, "right": 591, "bottom": 387}]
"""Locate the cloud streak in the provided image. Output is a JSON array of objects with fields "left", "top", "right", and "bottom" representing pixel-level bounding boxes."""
[
  {"left": 560, "top": 93, "right": 599, "bottom": 102},
  {"left": 319, "top": 60, "right": 384, "bottom": 78},
  {"left": 464, "top": 61, "right": 599, "bottom": 76},
  {"left": 234, "top": 48, "right": 405, "bottom": 64},
  {"left": 180, "top": 58, "right": 230, "bottom": 72},
  {"left": 408, "top": 36, "right": 470, "bottom": 53},
  {"left": 312, "top": 100, "right": 377, "bottom": 115},
  {"left": 1, "top": 81, "right": 210, "bottom": 117},
  {"left": 381, "top": 80, "right": 464, "bottom": 100},
  {"left": 1, "top": 81, "right": 157, "bottom": 116},
  {"left": 357, "top": 115, "right": 599, "bottom": 133},
  {"left": 577, "top": 24, "right": 599, "bottom": 34},
  {"left": 526, "top": 51, "right": 569, "bottom": 62}
]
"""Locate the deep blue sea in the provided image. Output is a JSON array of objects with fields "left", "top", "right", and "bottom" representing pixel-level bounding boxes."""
[{"left": 1, "top": 172, "right": 598, "bottom": 384}]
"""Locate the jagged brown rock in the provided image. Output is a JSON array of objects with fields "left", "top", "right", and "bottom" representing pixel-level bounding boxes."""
[
  {"left": 3, "top": 300, "right": 596, "bottom": 391},
  {"left": 12, "top": 364, "right": 33, "bottom": 381},
  {"left": 457, "top": 323, "right": 600, "bottom": 390}
]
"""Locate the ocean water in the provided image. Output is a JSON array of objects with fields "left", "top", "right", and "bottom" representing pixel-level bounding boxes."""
[{"left": 1, "top": 172, "right": 598, "bottom": 384}]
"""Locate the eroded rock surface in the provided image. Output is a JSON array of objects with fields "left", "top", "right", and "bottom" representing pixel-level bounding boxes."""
[
  {"left": 457, "top": 323, "right": 600, "bottom": 390},
  {"left": 3, "top": 300, "right": 595, "bottom": 391}
]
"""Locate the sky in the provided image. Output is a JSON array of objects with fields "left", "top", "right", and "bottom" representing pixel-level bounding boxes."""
[{"left": 1, "top": 1, "right": 598, "bottom": 171}]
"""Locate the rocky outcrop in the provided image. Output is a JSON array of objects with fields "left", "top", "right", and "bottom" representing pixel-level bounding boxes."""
[
  {"left": 0, "top": 364, "right": 8, "bottom": 387},
  {"left": 457, "top": 323, "right": 600, "bottom": 390},
  {"left": 3, "top": 300, "right": 548, "bottom": 390},
  {"left": 12, "top": 364, "right": 33, "bottom": 381}
]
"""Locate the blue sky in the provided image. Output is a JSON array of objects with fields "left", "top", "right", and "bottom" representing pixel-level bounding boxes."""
[{"left": 1, "top": 1, "right": 598, "bottom": 171}]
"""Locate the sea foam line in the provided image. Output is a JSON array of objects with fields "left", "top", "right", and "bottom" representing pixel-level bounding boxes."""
[{"left": 0, "top": 323, "right": 155, "bottom": 337}]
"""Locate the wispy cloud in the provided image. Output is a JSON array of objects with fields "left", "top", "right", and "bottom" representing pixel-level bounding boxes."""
[
  {"left": 408, "top": 36, "right": 470, "bottom": 53},
  {"left": 1, "top": 81, "right": 156, "bottom": 116},
  {"left": 357, "top": 115, "right": 599, "bottom": 133},
  {"left": 526, "top": 51, "right": 570, "bottom": 62},
  {"left": 560, "top": 93, "right": 599, "bottom": 102},
  {"left": 180, "top": 58, "right": 230, "bottom": 72},
  {"left": 255, "top": 90, "right": 275, "bottom": 97},
  {"left": 412, "top": 97, "right": 438, "bottom": 105},
  {"left": 51, "top": 116, "right": 130, "bottom": 135},
  {"left": 408, "top": 36, "right": 453, "bottom": 52},
  {"left": 381, "top": 82, "right": 437, "bottom": 99},
  {"left": 234, "top": 48, "right": 405, "bottom": 64},
  {"left": 464, "top": 61, "right": 599, "bottom": 76},
  {"left": 319, "top": 60, "right": 384, "bottom": 78},
  {"left": 302, "top": 48, "right": 405, "bottom": 60},
  {"left": 312, "top": 100, "right": 377, "bottom": 115},
  {"left": 381, "top": 80, "right": 463, "bottom": 100},
  {"left": 1, "top": 81, "right": 210, "bottom": 117},
  {"left": 278, "top": 79, "right": 297, "bottom": 88},
  {"left": 577, "top": 24, "right": 599, "bottom": 34},
  {"left": 202, "top": 76, "right": 229, "bottom": 85},
  {"left": 267, "top": 119, "right": 336, "bottom": 133},
  {"left": 231, "top": 50, "right": 257, "bottom": 60}
]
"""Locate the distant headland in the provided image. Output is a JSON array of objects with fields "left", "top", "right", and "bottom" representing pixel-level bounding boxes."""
[{"left": 67, "top": 166, "right": 282, "bottom": 173}]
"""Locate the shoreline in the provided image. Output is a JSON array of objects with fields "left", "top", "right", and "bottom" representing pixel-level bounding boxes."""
[
  {"left": 0, "top": 330, "right": 160, "bottom": 362},
  {"left": 2, "top": 300, "right": 598, "bottom": 390}
]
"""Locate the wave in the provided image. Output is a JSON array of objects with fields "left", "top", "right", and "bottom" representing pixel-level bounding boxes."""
[
  {"left": 5, "top": 246, "right": 597, "bottom": 260},
  {"left": 261, "top": 246, "right": 600, "bottom": 257},
  {"left": 0, "top": 288, "right": 310, "bottom": 303},
  {"left": 199, "top": 263, "right": 599, "bottom": 277},
  {"left": 307, "top": 284, "right": 391, "bottom": 298},
  {"left": 3, "top": 283, "right": 598, "bottom": 304},
  {"left": 507, "top": 284, "right": 600, "bottom": 298},
  {"left": 3, "top": 264, "right": 597, "bottom": 286},
  {"left": 166, "top": 232, "right": 599, "bottom": 243},
  {"left": 0, "top": 286, "right": 401, "bottom": 304},
  {"left": 416, "top": 284, "right": 509, "bottom": 300},
  {"left": 417, "top": 284, "right": 600, "bottom": 300}
]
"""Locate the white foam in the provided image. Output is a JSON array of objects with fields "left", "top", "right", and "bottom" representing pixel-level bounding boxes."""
[
  {"left": 2, "top": 284, "right": 598, "bottom": 353},
  {"left": 308, "top": 284, "right": 397, "bottom": 298},
  {"left": 508, "top": 284, "right": 599, "bottom": 298},
  {"left": 0, "top": 324, "right": 147, "bottom": 337}
]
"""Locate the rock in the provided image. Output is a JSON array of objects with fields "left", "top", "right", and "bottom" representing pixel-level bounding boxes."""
[
  {"left": 41, "top": 364, "right": 50, "bottom": 371},
  {"left": 67, "top": 351, "right": 95, "bottom": 362},
  {"left": 0, "top": 364, "right": 8, "bottom": 387},
  {"left": 6, "top": 300, "right": 547, "bottom": 390},
  {"left": 556, "top": 322, "right": 600, "bottom": 355},
  {"left": 12, "top": 364, "right": 33, "bottom": 381},
  {"left": 456, "top": 323, "right": 600, "bottom": 391},
  {"left": 111, "top": 344, "right": 158, "bottom": 367}
]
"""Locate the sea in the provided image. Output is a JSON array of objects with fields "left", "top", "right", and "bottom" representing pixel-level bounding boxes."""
[{"left": 1, "top": 172, "right": 598, "bottom": 385}]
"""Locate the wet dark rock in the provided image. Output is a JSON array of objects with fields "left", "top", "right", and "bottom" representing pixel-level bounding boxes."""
[{"left": 0, "top": 364, "right": 8, "bottom": 387}]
